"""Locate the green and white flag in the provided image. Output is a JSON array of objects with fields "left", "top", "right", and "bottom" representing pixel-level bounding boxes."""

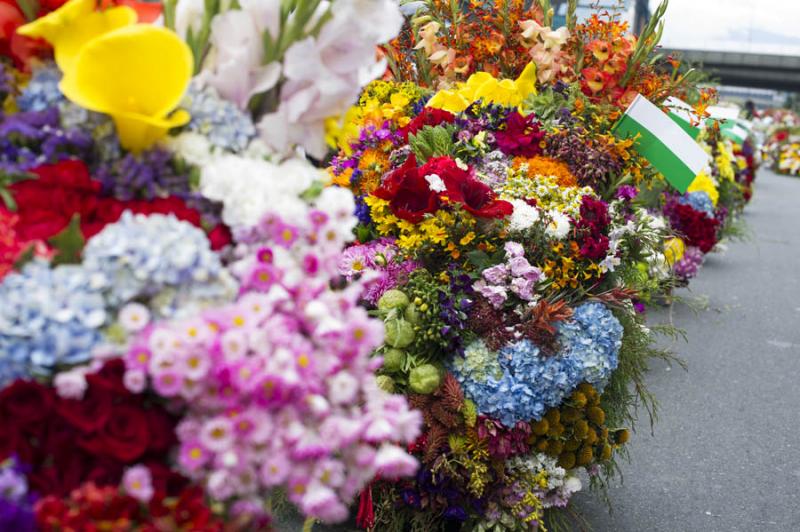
[
  {"left": 613, "top": 94, "right": 709, "bottom": 194},
  {"left": 719, "top": 120, "right": 749, "bottom": 145},
  {"left": 664, "top": 96, "right": 700, "bottom": 139}
]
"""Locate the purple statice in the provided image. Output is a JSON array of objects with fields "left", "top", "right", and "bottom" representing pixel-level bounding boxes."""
[
  {"left": 545, "top": 127, "right": 623, "bottom": 188},
  {"left": 474, "top": 150, "right": 511, "bottom": 188},
  {"left": 673, "top": 246, "right": 704, "bottom": 280},
  {"left": 0, "top": 107, "right": 93, "bottom": 174},
  {"left": 16, "top": 63, "right": 64, "bottom": 112},
  {"left": 94, "top": 147, "right": 223, "bottom": 225},
  {"left": 0, "top": 457, "right": 36, "bottom": 532},
  {"left": 616, "top": 184, "right": 638, "bottom": 201}
]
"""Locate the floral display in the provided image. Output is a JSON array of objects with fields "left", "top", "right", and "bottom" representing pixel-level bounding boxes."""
[{"left": 0, "top": 0, "right": 761, "bottom": 530}]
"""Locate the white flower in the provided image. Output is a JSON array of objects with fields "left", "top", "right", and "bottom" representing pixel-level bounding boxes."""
[
  {"left": 545, "top": 210, "right": 571, "bottom": 239},
  {"left": 508, "top": 199, "right": 541, "bottom": 231},
  {"left": 162, "top": 132, "right": 215, "bottom": 168},
  {"left": 328, "top": 371, "right": 359, "bottom": 405},
  {"left": 118, "top": 302, "right": 151, "bottom": 332},
  {"left": 424, "top": 173, "right": 447, "bottom": 192},
  {"left": 200, "top": 155, "right": 322, "bottom": 228}
]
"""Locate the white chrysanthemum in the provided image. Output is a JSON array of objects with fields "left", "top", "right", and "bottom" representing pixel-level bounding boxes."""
[
  {"left": 545, "top": 210, "right": 571, "bottom": 239},
  {"left": 508, "top": 199, "right": 541, "bottom": 231}
]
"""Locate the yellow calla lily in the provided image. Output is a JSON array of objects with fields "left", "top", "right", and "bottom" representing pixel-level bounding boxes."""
[
  {"left": 427, "top": 63, "right": 538, "bottom": 113},
  {"left": 17, "top": 0, "right": 137, "bottom": 77},
  {"left": 664, "top": 237, "right": 686, "bottom": 266},
  {"left": 59, "top": 25, "right": 193, "bottom": 153}
]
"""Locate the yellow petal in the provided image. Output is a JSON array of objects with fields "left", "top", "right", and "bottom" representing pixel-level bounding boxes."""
[
  {"left": 514, "top": 62, "right": 538, "bottom": 100},
  {"left": 60, "top": 25, "right": 193, "bottom": 152},
  {"left": 18, "top": 0, "right": 136, "bottom": 76},
  {"left": 664, "top": 237, "right": 685, "bottom": 266},
  {"left": 426, "top": 89, "right": 470, "bottom": 114}
]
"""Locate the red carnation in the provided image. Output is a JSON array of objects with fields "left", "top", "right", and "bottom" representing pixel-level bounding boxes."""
[
  {"left": 373, "top": 154, "right": 441, "bottom": 222},
  {"left": 494, "top": 111, "right": 546, "bottom": 158},
  {"left": 667, "top": 202, "right": 719, "bottom": 253},
  {"left": 421, "top": 157, "right": 513, "bottom": 219},
  {"left": 400, "top": 107, "right": 456, "bottom": 141}
]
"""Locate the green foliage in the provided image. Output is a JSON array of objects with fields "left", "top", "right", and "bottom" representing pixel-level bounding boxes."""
[
  {"left": 48, "top": 215, "right": 85, "bottom": 266},
  {"left": 409, "top": 124, "right": 458, "bottom": 163}
]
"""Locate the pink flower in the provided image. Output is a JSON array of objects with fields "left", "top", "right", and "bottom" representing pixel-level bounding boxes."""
[
  {"left": 327, "top": 371, "right": 359, "bottom": 405},
  {"left": 510, "top": 277, "right": 537, "bottom": 301},
  {"left": 473, "top": 281, "right": 508, "bottom": 308},
  {"left": 508, "top": 256, "right": 539, "bottom": 279},
  {"left": 373, "top": 444, "right": 419, "bottom": 478},
  {"left": 54, "top": 369, "right": 88, "bottom": 400},
  {"left": 301, "top": 483, "right": 349, "bottom": 523},
  {"left": 118, "top": 302, "right": 151, "bottom": 332},
  {"left": 123, "top": 369, "right": 147, "bottom": 394},
  {"left": 271, "top": 220, "right": 300, "bottom": 249},
  {"left": 504, "top": 241, "right": 525, "bottom": 258},
  {"left": 260, "top": 452, "right": 290, "bottom": 487},
  {"left": 122, "top": 465, "right": 154, "bottom": 503},
  {"left": 152, "top": 369, "right": 183, "bottom": 397},
  {"left": 246, "top": 263, "right": 281, "bottom": 291},
  {"left": 179, "top": 440, "right": 211, "bottom": 473},
  {"left": 200, "top": 417, "right": 236, "bottom": 453},
  {"left": 482, "top": 263, "right": 510, "bottom": 285}
]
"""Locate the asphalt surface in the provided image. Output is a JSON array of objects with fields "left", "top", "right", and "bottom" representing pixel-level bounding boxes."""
[
  {"left": 277, "top": 169, "right": 800, "bottom": 531},
  {"left": 573, "top": 169, "right": 800, "bottom": 531}
]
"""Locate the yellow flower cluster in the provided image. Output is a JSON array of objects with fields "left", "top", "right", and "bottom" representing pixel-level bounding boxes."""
[
  {"left": 541, "top": 242, "right": 602, "bottom": 291},
  {"left": 714, "top": 141, "right": 736, "bottom": 182},
  {"left": 328, "top": 80, "right": 424, "bottom": 154},
  {"left": 687, "top": 171, "right": 719, "bottom": 207},
  {"left": 364, "top": 196, "right": 480, "bottom": 257},
  {"left": 501, "top": 172, "right": 595, "bottom": 218},
  {"left": 427, "top": 62, "right": 537, "bottom": 114}
]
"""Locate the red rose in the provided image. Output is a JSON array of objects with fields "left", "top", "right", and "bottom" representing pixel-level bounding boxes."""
[
  {"left": 400, "top": 107, "right": 456, "bottom": 141},
  {"left": 0, "top": 413, "right": 18, "bottom": 460},
  {"left": 145, "top": 409, "right": 176, "bottom": 454},
  {"left": 56, "top": 384, "right": 113, "bottom": 433},
  {"left": 93, "top": 404, "right": 150, "bottom": 462},
  {"left": 10, "top": 160, "right": 102, "bottom": 242},
  {"left": 31, "top": 451, "right": 89, "bottom": 496},
  {"left": 421, "top": 157, "right": 513, "bottom": 219},
  {"left": 373, "top": 155, "right": 441, "bottom": 222},
  {"left": 494, "top": 111, "right": 545, "bottom": 157},
  {"left": 87, "top": 358, "right": 130, "bottom": 397},
  {"left": 0, "top": 380, "right": 54, "bottom": 428},
  {"left": 84, "top": 457, "right": 125, "bottom": 488}
]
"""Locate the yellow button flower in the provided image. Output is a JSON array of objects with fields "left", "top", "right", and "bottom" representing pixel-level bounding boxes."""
[
  {"left": 664, "top": 237, "right": 686, "bottom": 266},
  {"left": 59, "top": 25, "right": 193, "bottom": 153},
  {"left": 17, "top": 0, "right": 137, "bottom": 77}
]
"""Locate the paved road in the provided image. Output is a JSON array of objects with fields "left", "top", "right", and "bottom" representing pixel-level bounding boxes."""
[{"left": 573, "top": 169, "right": 800, "bottom": 531}]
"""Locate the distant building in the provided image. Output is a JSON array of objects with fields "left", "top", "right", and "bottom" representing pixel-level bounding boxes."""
[{"left": 552, "top": 0, "right": 650, "bottom": 34}]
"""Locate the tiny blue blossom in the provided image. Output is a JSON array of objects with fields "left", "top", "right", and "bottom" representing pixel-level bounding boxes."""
[
  {"left": 451, "top": 302, "right": 623, "bottom": 427},
  {"left": 82, "top": 211, "right": 228, "bottom": 307},
  {"left": 16, "top": 64, "right": 64, "bottom": 113},
  {"left": 0, "top": 261, "right": 108, "bottom": 386},
  {"left": 182, "top": 82, "right": 256, "bottom": 152}
]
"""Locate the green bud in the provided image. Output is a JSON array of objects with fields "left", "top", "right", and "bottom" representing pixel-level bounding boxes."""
[
  {"left": 382, "top": 348, "right": 407, "bottom": 373},
  {"left": 384, "top": 319, "right": 415, "bottom": 348},
  {"left": 376, "top": 375, "right": 395, "bottom": 393},
  {"left": 404, "top": 303, "right": 421, "bottom": 324},
  {"left": 408, "top": 364, "right": 441, "bottom": 394},
  {"left": 378, "top": 289, "right": 409, "bottom": 312}
]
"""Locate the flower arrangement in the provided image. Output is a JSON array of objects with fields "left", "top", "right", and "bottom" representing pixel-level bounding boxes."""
[{"left": 0, "top": 0, "right": 758, "bottom": 530}]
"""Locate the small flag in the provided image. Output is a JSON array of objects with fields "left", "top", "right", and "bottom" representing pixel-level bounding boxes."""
[
  {"left": 664, "top": 97, "right": 700, "bottom": 139},
  {"left": 719, "top": 120, "right": 749, "bottom": 145},
  {"left": 613, "top": 94, "right": 709, "bottom": 194}
]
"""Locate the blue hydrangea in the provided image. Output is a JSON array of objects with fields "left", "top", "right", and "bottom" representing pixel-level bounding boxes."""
[
  {"left": 678, "top": 191, "right": 715, "bottom": 218},
  {"left": 16, "top": 64, "right": 64, "bottom": 112},
  {"left": 182, "top": 82, "right": 256, "bottom": 152},
  {"left": 82, "top": 211, "right": 227, "bottom": 307},
  {"left": 0, "top": 261, "right": 108, "bottom": 386},
  {"left": 451, "top": 302, "right": 623, "bottom": 427}
]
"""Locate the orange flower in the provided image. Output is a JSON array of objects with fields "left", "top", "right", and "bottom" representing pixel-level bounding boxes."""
[{"left": 513, "top": 156, "right": 578, "bottom": 187}]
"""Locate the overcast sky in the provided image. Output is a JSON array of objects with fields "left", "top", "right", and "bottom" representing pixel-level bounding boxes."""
[{"left": 653, "top": 0, "right": 800, "bottom": 55}]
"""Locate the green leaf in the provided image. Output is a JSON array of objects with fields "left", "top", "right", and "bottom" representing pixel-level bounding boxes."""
[
  {"left": 465, "top": 249, "right": 492, "bottom": 270},
  {"left": 12, "top": 244, "right": 35, "bottom": 271},
  {"left": 48, "top": 215, "right": 85, "bottom": 266},
  {"left": 409, "top": 124, "right": 457, "bottom": 163}
]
